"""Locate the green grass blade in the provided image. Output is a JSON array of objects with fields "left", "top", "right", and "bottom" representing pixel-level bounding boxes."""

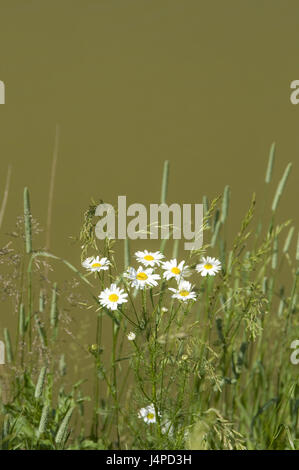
[
  {"left": 124, "top": 238, "right": 130, "bottom": 270},
  {"left": 221, "top": 185, "right": 230, "bottom": 224},
  {"left": 283, "top": 227, "right": 294, "bottom": 254},
  {"left": 265, "top": 142, "right": 275, "bottom": 184},
  {"left": 50, "top": 283, "right": 58, "bottom": 329},
  {"left": 160, "top": 160, "right": 169, "bottom": 204},
  {"left": 4, "top": 328, "right": 13, "bottom": 363},
  {"left": 272, "top": 163, "right": 292, "bottom": 212},
  {"left": 34, "top": 366, "right": 47, "bottom": 399}
]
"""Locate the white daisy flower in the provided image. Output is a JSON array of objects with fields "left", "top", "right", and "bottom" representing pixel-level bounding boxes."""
[
  {"left": 135, "top": 249, "right": 165, "bottom": 267},
  {"left": 127, "top": 331, "right": 136, "bottom": 341},
  {"left": 82, "top": 255, "right": 110, "bottom": 272},
  {"left": 162, "top": 259, "right": 191, "bottom": 282},
  {"left": 138, "top": 404, "right": 160, "bottom": 424},
  {"left": 98, "top": 283, "right": 128, "bottom": 311},
  {"left": 169, "top": 280, "right": 197, "bottom": 302},
  {"left": 124, "top": 266, "right": 160, "bottom": 290},
  {"left": 196, "top": 256, "right": 221, "bottom": 277}
]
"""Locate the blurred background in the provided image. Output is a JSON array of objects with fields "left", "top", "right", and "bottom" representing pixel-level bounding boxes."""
[{"left": 0, "top": 0, "right": 298, "bottom": 334}]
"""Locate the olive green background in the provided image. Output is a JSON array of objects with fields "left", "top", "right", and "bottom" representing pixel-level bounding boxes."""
[
  {"left": 0, "top": 1, "right": 298, "bottom": 416},
  {"left": 0, "top": 0, "right": 298, "bottom": 263}
]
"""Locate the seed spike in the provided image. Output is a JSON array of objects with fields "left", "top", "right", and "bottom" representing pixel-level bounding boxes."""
[
  {"left": 265, "top": 142, "right": 276, "bottom": 184},
  {"left": 24, "top": 187, "right": 32, "bottom": 254},
  {"left": 160, "top": 160, "right": 169, "bottom": 205},
  {"left": 272, "top": 162, "right": 292, "bottom": 212}
]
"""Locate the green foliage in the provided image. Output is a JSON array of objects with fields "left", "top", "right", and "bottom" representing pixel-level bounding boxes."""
[
  {"left": 0, "top": 153, "right": 299, "bottom": 450},
  {"left": 0, "top": 370, "right": 87, "bottom": 450}
]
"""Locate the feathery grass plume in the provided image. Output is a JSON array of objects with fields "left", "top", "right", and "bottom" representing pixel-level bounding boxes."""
[
  {"left": 2, "top": 157, "right": 299, "bottom": 450},
  {"left": 80, "top": 200, "right": 102, "bottom": 262},
  {"left": 296, "top": 233, "right": 299, "bottom": 262},
  {"left": 34, "top": 366, "right": 47, "bottom": 399},
  {"left": 283, "top": 227, "right": 294, "bottom": 254},
  {"left": 221, "top": 185, "right": 230, "bottom": 224},
  {"left": 265, "top": 142, "right": 276, "bottom": 184},
  {"left": 18, "top": 303, "right": 25, "bottom": 337},
  {"left": 213, "top": 208, "right": 220, "bottom": 231},
  {"left": 196, "top": 195, "right": 222, "bottom": 240},
  {"left": 55, "top": 406, "right": 75, "bottom": 445},
  {"left": 202, "top": 195, "right": 209, "bottom": 215},
  {"left": 50, "top": 283, "right": 58, "bottom": 329},
  {"left": 36, "top": 289, "right": 47, "bottom": 346},
  {"left": 37, "top": 403, "right": 50, "bottom": 437},
  {"left": 160, "top": 160, "right": 169, "bottom": 204},
  {"left": 124, "top": 238, "right": 130, "bottom": 270},
  {"left": 271, "top": 163, "right": 292, "bottom": 212},
  {"left": 23, "top": 187, "right": 32, "bottom": 254},
  {"left": 202, "top": 195, "right": 210, "bottom": 227},
  {"left": 3, "top": 328, "right": 13, "bottom": 363},
  {"left": 226, "top": 250, "right": 233, "bottom": 275},
  {"left": 232, "top": 193, "right": 256, "bottom": 254},
  {"left": 187, "top": 409, "right": 246, "bottom": 450},
  {"left": 28, "top": 251, "right": 92, "bottom": 287}
]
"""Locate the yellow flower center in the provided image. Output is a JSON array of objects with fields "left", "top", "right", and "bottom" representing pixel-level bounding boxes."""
[
  {"left": 108, "top": 293, "right": 119, "bottom": 302},
  {"left": 204, "top": 263, "right": 213, "bottom": 270},
  {"left": 144, "top": 255, "right": 154, "bottom": 261},
  {"left": 137, "top": 272, "right": 148, "bottom": 281},
  {"left": 92, "top": 263, "right": 101, "bottom": 268},
  {"left": 147, "top": 412, "right": 155, "bottom": 420},
  {"left": 179, "top": 290, "right": 189, "bottom": 297},
  {"left": 171, "top": 267, "right": 181, "bottom": 275}
]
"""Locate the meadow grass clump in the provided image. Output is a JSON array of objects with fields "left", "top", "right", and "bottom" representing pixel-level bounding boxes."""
[{"left": 0, "top": 146, "right": 298, "bottom": 450}]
